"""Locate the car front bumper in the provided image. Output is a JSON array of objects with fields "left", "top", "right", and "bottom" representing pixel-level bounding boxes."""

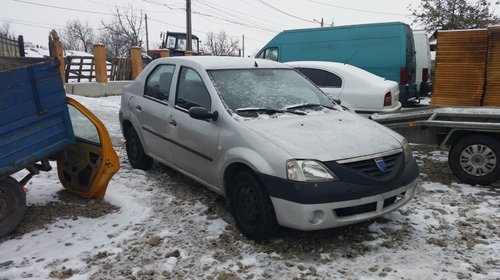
[{"left": 270, "top": 177, "right": 419, "bottom": 231}]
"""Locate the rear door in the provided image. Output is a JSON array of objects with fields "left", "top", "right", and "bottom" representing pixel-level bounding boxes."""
[
  {"left": 57, "top": 97, "right": 120, "bottom": 199},
  {"left": 134, "top": 64, "right": 175, "bottom": 161}
]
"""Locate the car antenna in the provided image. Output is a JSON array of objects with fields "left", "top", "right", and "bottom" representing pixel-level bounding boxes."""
[
  {"left": 344, "top": 49, "right": 358, "bottom": 65},
  {"left": 254, "top": 61, "right": 258, "bottom": 67}
]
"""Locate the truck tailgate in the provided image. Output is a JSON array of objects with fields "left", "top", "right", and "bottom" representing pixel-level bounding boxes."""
[{"left": 0, "top": 60, "right": 75, "bottom": 176}]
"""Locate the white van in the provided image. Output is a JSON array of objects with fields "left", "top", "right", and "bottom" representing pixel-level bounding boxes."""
[{"left": 413, "top": 30, "right": 432, "bottom": 95}]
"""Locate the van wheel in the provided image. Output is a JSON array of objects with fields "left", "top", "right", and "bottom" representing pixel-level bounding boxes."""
[
  {"left": 0, "top": 177, "right": 26, "bottom": 238},
  {"left": 229, "top": 171, "right": 278, "bottom": 240},
  {"left": 449, "top": 135, "right": 500, "bottom": 186},
  {"left": 125, "top": 127, "right": 153, "bottom": 170}
]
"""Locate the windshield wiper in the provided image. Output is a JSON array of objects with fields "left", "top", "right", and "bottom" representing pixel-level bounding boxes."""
[
  {"left": 285, "top": 103, "right": 334, "bottom": 110},
  {"left": 235, "top": 107, "right": 306, "bottom": 116}
]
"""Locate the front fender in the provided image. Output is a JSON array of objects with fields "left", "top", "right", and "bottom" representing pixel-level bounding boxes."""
[{"left": 218, "top": 146, "right": 281, "bottom": 188}]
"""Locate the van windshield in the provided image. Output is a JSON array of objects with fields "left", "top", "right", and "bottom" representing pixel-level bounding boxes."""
[{"left": 208, "top": 68, "right": 334, "bottom": 113}]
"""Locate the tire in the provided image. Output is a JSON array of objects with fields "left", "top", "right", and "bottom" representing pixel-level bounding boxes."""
[
  {"left": 125, "top": 127, "right": 153, "bottom": 170},
  {"left": 449, "top": 135, "right": 500, "bottom": 185},
  {"left": 229, "top": 171, "right": 278, "bottom": 240},
  {"left": 0, "top": 177, "right": 26, "bottom": 238}
]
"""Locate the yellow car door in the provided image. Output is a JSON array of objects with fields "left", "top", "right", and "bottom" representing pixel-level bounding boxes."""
[{"left": 57, "top": 97, "right": 120, "bottom": 199}]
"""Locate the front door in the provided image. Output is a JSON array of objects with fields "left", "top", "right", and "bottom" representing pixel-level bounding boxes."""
[
  {"left": 167, "top": 66, "right": 221, "bottom": 187},
  {"left": 57, "top": 97, "right": 120, "bottom": 199}
]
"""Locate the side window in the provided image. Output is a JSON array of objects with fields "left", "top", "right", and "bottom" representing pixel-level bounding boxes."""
[
  {"left": 144, "top": 64, "right": 175, "bottom": 102},
  {"left": 176, "top": 67, "right": 211, "bottom": 111},
  {"left": 68, "top": 105, "right": 100, "bottom": 144},
  {"left": 298, "top": 68, "right": 342, "bottom": 88},
  {"left": 264, "top": 48, "right": 278, "bottom": 61},
  {"left": 323, "top": 71, "right": 342, "bottom": 87}
]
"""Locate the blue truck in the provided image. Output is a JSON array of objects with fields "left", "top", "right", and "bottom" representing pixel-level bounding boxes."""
[
  {"left": 0, "top": 58, "right": 119, "bottom": 237},
  {"left": 256, "top": 22, "right": 419, "bottom": 106}
]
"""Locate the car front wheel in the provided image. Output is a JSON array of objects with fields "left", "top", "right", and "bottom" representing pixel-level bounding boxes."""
[
  {"left": 125, "top": 127, "right": 153, "bottom": 170},
  {"left": 229, "top": 171, "right": 278, "bottom": 240}
]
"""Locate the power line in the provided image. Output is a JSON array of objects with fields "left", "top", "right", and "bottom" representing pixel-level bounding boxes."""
[
  {"left": 10, "top": 0, "right": 267, "bottom": 50},
  {"left": 196, "top": 0, "right": 283, "bottom": 32},
  {"left": 192, "top": 10, "right": 276, "bottom": 33},
  {"left": 305, "top": 0, "right": 410, "bottom": 16},
  {"left": 12, "top": 0, "right": 114, "bottom": 16},
  {"left": 254, "top": 0, "right": 316, "bottom": 24},
  {"left": 194, "top": 1, "right": 279, "bottom": 33},
  {"left": 147, "top": 17, "right": 185, "bottom": 29},
  {"left": 142, "top": 0, "right": 185, "bottom": 11},
  {"left": 0, "top": 18, "right": 64, "bottom": 30}
]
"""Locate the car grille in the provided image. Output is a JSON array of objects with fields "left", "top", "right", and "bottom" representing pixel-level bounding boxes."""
[{"left": 341, "top": 152, "right": 401, "bottom": 178}]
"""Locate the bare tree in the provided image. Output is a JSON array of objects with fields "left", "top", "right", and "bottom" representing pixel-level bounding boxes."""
[
  {"left": 60, "top": 20, "right": 95, "bottom": 52},
  {"left": 204, "top": 31, "right": 239, "bottom": 56},
  {"left": 0, "top": 22, "right": 15, "bottom": 37},
  {"left": 99, "top": 4, "right": 144, "bottom": 59},
  {"left": 411, "top": 0, "right": 500, "bottom": 31}
]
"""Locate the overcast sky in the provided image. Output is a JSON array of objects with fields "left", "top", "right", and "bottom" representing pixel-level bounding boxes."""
[{"left": 2, "top": 0, "right": 500, "bottom": 56}]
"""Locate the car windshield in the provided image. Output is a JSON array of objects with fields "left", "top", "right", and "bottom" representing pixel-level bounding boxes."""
[{"left": 208, "top": 68, "right": 334, "bottom": 114}]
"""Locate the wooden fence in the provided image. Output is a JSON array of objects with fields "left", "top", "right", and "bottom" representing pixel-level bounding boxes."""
[
  {"left": 0, "top": 35, "right": 25, "bottom": 57},
  {"left": 64, "top": 56, "right": 132, "bottom": 82}
]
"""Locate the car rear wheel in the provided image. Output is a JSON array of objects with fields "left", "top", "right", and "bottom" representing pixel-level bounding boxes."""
[
  {"left": 449, "top": 135, "right": 500, "bottom": 186},
  {"left": 0, "top": 177, "right": 26, "bottom": 238},
  {"left": 125, "top": 127, "right": 153, "bottom": 170},
  {"left": 229, "top": 171, "right": 278, "bottom": 241}
]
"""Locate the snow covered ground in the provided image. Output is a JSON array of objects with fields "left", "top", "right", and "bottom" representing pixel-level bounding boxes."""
[{"left": 0, "top": 95, "right": 499, "bottom": 279}]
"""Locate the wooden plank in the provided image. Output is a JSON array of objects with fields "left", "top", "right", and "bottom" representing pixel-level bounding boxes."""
[
  {"left": 431, "top": 29, "right": 488, "bottom": 106},
  {"left": 484, "top": 27, "right": 500, "bottom": 106}
]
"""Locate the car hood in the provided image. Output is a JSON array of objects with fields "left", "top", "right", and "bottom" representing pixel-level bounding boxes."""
[{"left": 241, "top": 111, "right": 403, "bottom": 161}]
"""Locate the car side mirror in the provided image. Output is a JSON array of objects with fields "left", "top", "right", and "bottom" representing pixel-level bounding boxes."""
[
  {"left": 189, "top": 106, "right": 218, "bottom": 121},
  {"left": 329, "top": 96, "right": 341, "bottom": 105}
]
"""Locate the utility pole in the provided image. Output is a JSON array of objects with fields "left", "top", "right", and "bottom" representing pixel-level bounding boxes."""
[
  {"left": 186, "top": 0, "right": 192, "bottom": 51},
  {"left": 242, "top": 34, "right": 245, "bottom": 57},
  {"left": 145, "top": 13, "right": 150, "bottom": 53}
]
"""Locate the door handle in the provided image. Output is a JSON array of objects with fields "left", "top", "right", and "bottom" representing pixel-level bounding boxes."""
[
  {"left": 136, "top": 105, "right": 142, "bottom": 111},
  {"left": 169, "top": 119, "right": 177, "bottom": 126}
]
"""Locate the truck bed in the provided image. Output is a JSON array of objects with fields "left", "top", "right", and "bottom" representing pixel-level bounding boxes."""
[
  {"left": 0, "top": 59, "right": 75, "bottom": 176},
  {"left": 370, "top": 106, "right": 500, "bottom": 146}
]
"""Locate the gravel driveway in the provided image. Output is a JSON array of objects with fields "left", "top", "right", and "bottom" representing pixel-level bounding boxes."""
[
  {"left": 1, "top": 96, "right": 498, "bottom": 280},
  {"left": 1, "top": 142, "right": 499, "bottom": 280}
]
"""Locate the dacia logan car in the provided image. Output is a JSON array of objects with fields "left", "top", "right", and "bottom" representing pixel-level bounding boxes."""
[{"left": 119, "top": 56, "right": 419, "bottom": 240}]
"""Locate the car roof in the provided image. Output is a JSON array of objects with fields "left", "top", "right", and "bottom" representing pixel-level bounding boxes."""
[{"left": 154, "top": 56, "right": 290, "bottom": 70}]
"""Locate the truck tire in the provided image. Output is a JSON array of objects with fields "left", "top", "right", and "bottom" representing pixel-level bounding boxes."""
[
  {"left": 449, "top": 135, "right": 500, "bottom": 186},
  {"left": 0, "top": 177, "right": 26, "bottom": 238},
  {"left": 125, "top": 127, "right": 153, "bottom": 170},
  {"left": 229, "top": 171, "right": 279, "bottom": 240}
]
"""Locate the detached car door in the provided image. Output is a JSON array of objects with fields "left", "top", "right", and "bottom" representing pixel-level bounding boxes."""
[{"left": 57, "top": 97, "right": 120, "bottom": 199}]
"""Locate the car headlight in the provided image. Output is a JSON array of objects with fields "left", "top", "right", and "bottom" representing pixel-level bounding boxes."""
[
  {"left": 402, "top": 138, "right": 413, "bottom": 163},
  {"left": 286, "top": 160, "right": 337, "bottom": 181}
]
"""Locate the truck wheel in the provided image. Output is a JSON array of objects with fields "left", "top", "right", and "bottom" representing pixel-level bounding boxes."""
[
  {"left": 229, "top": 171, "right": 278, "bottom": 241},
  {"left": 449, "top": 135, "right": 500, "bottom": 186},
  {"left": 125, "top": 127, "right": 153, "bottom": 170},
  {"left": 0, "top": 177, "right": 26, "bottom": 238}
]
